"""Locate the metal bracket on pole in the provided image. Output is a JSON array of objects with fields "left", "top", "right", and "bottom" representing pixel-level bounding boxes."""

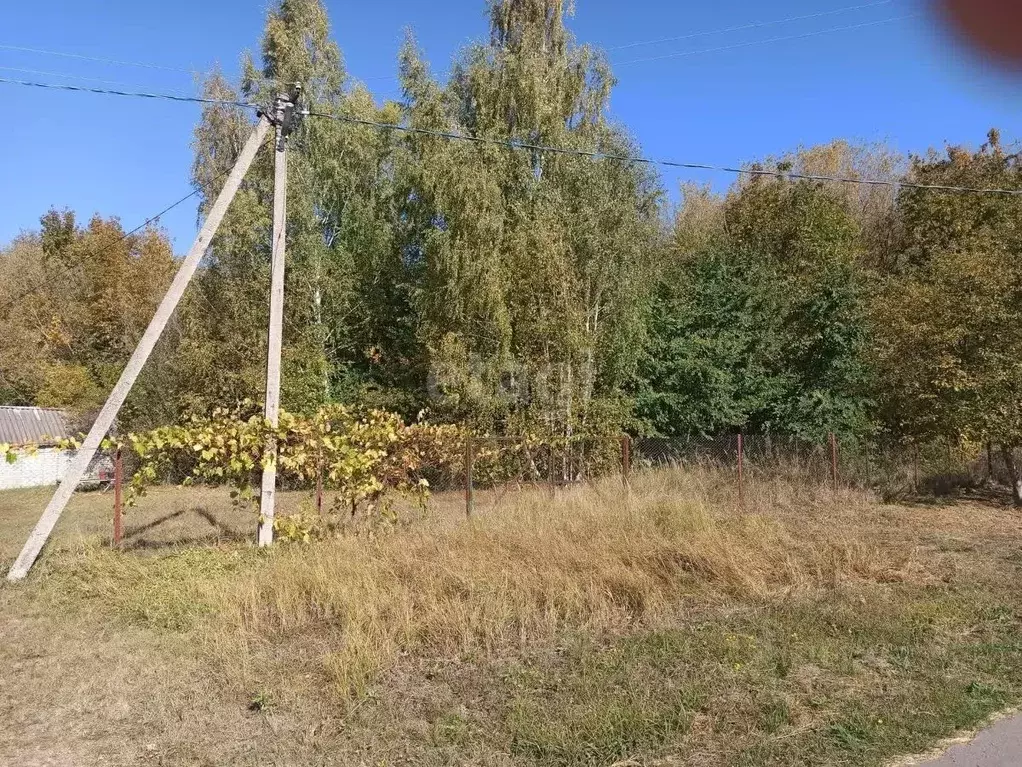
[
  {"left": 6, "top": 115, "right": 273, "bottom": 582},
  {"left": 267, "top": 84, "right": 302, "bottom": 148}
]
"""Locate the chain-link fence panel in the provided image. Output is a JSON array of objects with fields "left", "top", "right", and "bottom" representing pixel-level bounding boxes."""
[
  {"left": 633, "top": 434, "right": 740, "bottom": 470},
  {"left": 104, "top": 429, "right": 1016, "bottom": 529},
  {"left": 464, "top": 436, "right": 625, "bottom": 514},
  {"left": 842, "top": 440, "right": 992, "bottom": 500}
]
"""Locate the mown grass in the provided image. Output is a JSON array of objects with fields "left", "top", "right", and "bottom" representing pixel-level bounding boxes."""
[
  {"left": 2, "top": 468, "right": 1022, "bottom": 766},
  {"left": 494, "top": 591, "right": 1022, "bottom": 766}
]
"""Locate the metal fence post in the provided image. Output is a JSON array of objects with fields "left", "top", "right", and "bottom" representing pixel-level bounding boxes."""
[
  {"left": 621, "top": 434, "right": 631, "bottom": 489},
  {"left": 737, "top": 433, "right": 745, "bottom": 510},
  {"left": 315, "top": 450, "right": 324, "bottom": 516},
  {"left": 465, "top": 435, "right": 475, "bottom": 518},
  {"left": 113, "top": 448, "right": 123, "bottom": 547},
  {"left": 829, "top": 432, "right": 839, "bottom": 491},
  {"left": 548, "top": 442, "right": 556, "bottom": 498}
]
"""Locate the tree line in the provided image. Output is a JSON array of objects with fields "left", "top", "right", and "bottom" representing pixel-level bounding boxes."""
[{"left": 1, "top": 0, "right": 1020, "bottom": 501}]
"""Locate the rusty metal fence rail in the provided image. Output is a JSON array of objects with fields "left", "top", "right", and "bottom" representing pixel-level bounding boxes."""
[
  {"left": 449, "top": 433, "right": 1010, "bottom": 516},
  {"left": 99, "top": 433, "right": 1014, "bottom": 541}
]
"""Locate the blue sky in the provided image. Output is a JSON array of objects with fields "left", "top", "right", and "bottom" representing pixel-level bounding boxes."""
[{"left": 1, "top": 0, "right": 1020, "bottom": 251}]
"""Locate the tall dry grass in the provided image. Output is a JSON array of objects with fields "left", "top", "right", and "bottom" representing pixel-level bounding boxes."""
[
  {"left": 208, "top": 469, "right": 913, "bottom": 698},
  {"left": 10, "top": 467, "right": 1021, "bottom": 767}
]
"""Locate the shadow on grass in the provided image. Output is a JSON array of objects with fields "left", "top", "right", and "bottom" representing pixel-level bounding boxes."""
[
  {"left": 882, "top": 480, "right": 1017, "bottom": 511},
  {"left": 121, "top": 506, "right": 250, "bottom": 551},
  {"left": 122, "top": 508, "right": 190, "bottom": 539},
  {"left": 195, "top": 507, "right": 249, "bottom": 541}
]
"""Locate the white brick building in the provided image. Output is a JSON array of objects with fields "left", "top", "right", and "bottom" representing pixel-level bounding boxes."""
[{"left": 0, "top": 407, "right": 75, "bottom": 491}]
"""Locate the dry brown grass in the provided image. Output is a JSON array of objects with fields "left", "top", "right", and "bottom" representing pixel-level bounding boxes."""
[
  {"left": 213, "top": 471, "right": 913, "bottom": 699},
  {"left": 2, "top": 468, "right": 1021, "bottom": 766}
]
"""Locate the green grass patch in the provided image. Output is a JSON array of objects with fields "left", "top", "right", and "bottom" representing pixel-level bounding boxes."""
[
  {"left": 465, "top": 588, "right": 1022, "bottom": 766},
  {"left": 40, "top": 545, "right": 256, "bottom": 631}
]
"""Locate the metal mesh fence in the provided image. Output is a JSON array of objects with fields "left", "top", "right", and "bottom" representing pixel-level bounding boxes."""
[
  {"left": 633, "top": 434, "right": 1003, "bottom": 501},
  {"left": 317, "top": 433, "right": 1011, "bottom": 516},
  {"left": 99, "top": 432, "right": 1015, "bottom": 527},
  {"left": 439, "top": 433, "right": 1005, "bottom": 516}
]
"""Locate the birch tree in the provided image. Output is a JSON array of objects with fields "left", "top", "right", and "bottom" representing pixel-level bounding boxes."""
[{"left": 399, "top": 0, "right": 663, "bottom": 435}]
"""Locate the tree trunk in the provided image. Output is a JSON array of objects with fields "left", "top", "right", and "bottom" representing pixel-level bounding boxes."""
[{"left": 1000, "top": 445, "right": 1022, "bottom": 507}]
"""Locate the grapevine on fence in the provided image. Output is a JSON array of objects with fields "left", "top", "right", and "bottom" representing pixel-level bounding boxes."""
[
  {"left": 123, "top": 403, "right": 470, "bottom": 525},
  {"left": 1, "top": 403, "right": 470, "bottom": 536},
  {"left": 2, "top": 408, "right": 629, "bottom": 540},
  {"left": 0, "top": 442, "right": 33, "bottom": 464}
]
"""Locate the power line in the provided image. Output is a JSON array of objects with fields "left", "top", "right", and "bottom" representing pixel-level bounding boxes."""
[
  {"left": 608, "top": 0, "right": 895, "bottom": 51},
  {"left": 614, "top": 14, "right": 917, "bottom": 65},
  {"left": 302, "top": 110, "right": 1022, "bottom": 196},
  {"left": 0, "top": 76, "right": 252, "bottom": 109},
  {"left": 0, "top": 42, "right": 199, "bottom": 74},
  {"left": 3, "top": 74, "right": 1021, "bottom": 198},
  {"left": 356, "top": 2, "right": 903, "bottom": 84},
  {"left": 0, "top": 66, "right": 198, "bottom": 96}
]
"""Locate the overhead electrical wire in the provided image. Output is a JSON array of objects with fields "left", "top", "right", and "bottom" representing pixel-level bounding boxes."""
[
  {"left": 2, "top": 75, "right": 1022, "bottom": 200},
  {"left": 357, "top": 1, "right": 903, "bottom": 84},
  {"left": 0, "top": 42, "right": 198, "bottom": 74},
  {"left": 608, "top": 0, "right": 896, "bottom": 51},
  {"left": 302, "top": 110, "right": 1022, "bottom": 197},
  {"left": 0, "top": 2, "right": 899, "bottom": 79},
  {"left": 614, "top": 14, "right": 919, "bottom": 65},
  {"left": 0, "top": 76, "right": 251, "bottom": 109},
  {"left": 0, "top": 65, "right": 199, "bottom": 95},
  {"left": 2, "top": 4, "right": 907, "bottom": 91}
]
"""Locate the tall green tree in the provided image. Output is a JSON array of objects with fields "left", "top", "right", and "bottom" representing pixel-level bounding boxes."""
[
  {"left": 398, "top": 0, "right": 663, "bottom": 435},
  {"left": 635, "top": 176, "right": 872, "bottom": 441},
  {"left": 872, "top": 131, "right": 1022, "bottom": 503},
  {"left": 634, "top": 243, "right": 789, "bottom": 437},
  {"left": 181, "top": 0, "right": 406, "bottom": 416}
]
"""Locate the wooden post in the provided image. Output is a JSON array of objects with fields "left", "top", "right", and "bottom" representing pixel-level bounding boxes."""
[
  {"left": 7, "top": 116, "right": 272, "bottom": 582},
  {"left": 620, "top": 434, "right": 631, "bottom": 489},
  {"left": 829, "top": 432, "right": 839, "bottom": 491},
  {"left": 913, "top": 445, "right": 920, "bottom": 493},
  {"left": 465, "top": 436, "right": 475, "bottom": 518},
  {"left": 737, "top": 433, "right": 744, "bottom": 510},
  {"left": 113, "top": 448, "right": 123, "bottom": 547},
  {"left": 259, "top": 95, "right": 290, "bottom": 548},
  {"left": 987, "top": 441, "right": 994, "bottom": 480}
]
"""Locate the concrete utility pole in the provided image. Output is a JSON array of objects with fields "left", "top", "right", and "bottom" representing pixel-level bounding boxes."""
[
  {"left": 7, "top": 114, "right": 273, "bottom": 583},
  {"left": 258, "top": 91, "right": 297, "bottom": 547}
]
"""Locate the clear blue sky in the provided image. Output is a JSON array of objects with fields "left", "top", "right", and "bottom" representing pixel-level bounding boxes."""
[{"left": 2, "top": 0, "right": 1020, "bottom": 251}]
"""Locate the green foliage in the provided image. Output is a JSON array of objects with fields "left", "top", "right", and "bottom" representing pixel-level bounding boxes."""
[
  {"left": 35, "top": 362, "right": 102, "bottom": 411},
  {"left": 1, "top": 0, "right": 1021, "bottom": 508},
  {"left": 635, "top": 245, "right": 785, "bottom": 436},
  {"left": 126, "top": 403, "right": 467, "bottom": 525},
  {"left": 177, "top": 0, "right": 414, "bottom": 418},
  {"left": 0, "top": 212, "right": 175, "bottom": 425},
  {"left": 873, "top": 133, "right": 1022, "bottom": 449},
  {"left": 397, "top": 1, "right": 663, "bottom": 436},
  {"left": 272, "top": 513, "right": 322, "bottom": 544},
  {"left": 635, "top": 179, "right": 872, "bottom": 441}
]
